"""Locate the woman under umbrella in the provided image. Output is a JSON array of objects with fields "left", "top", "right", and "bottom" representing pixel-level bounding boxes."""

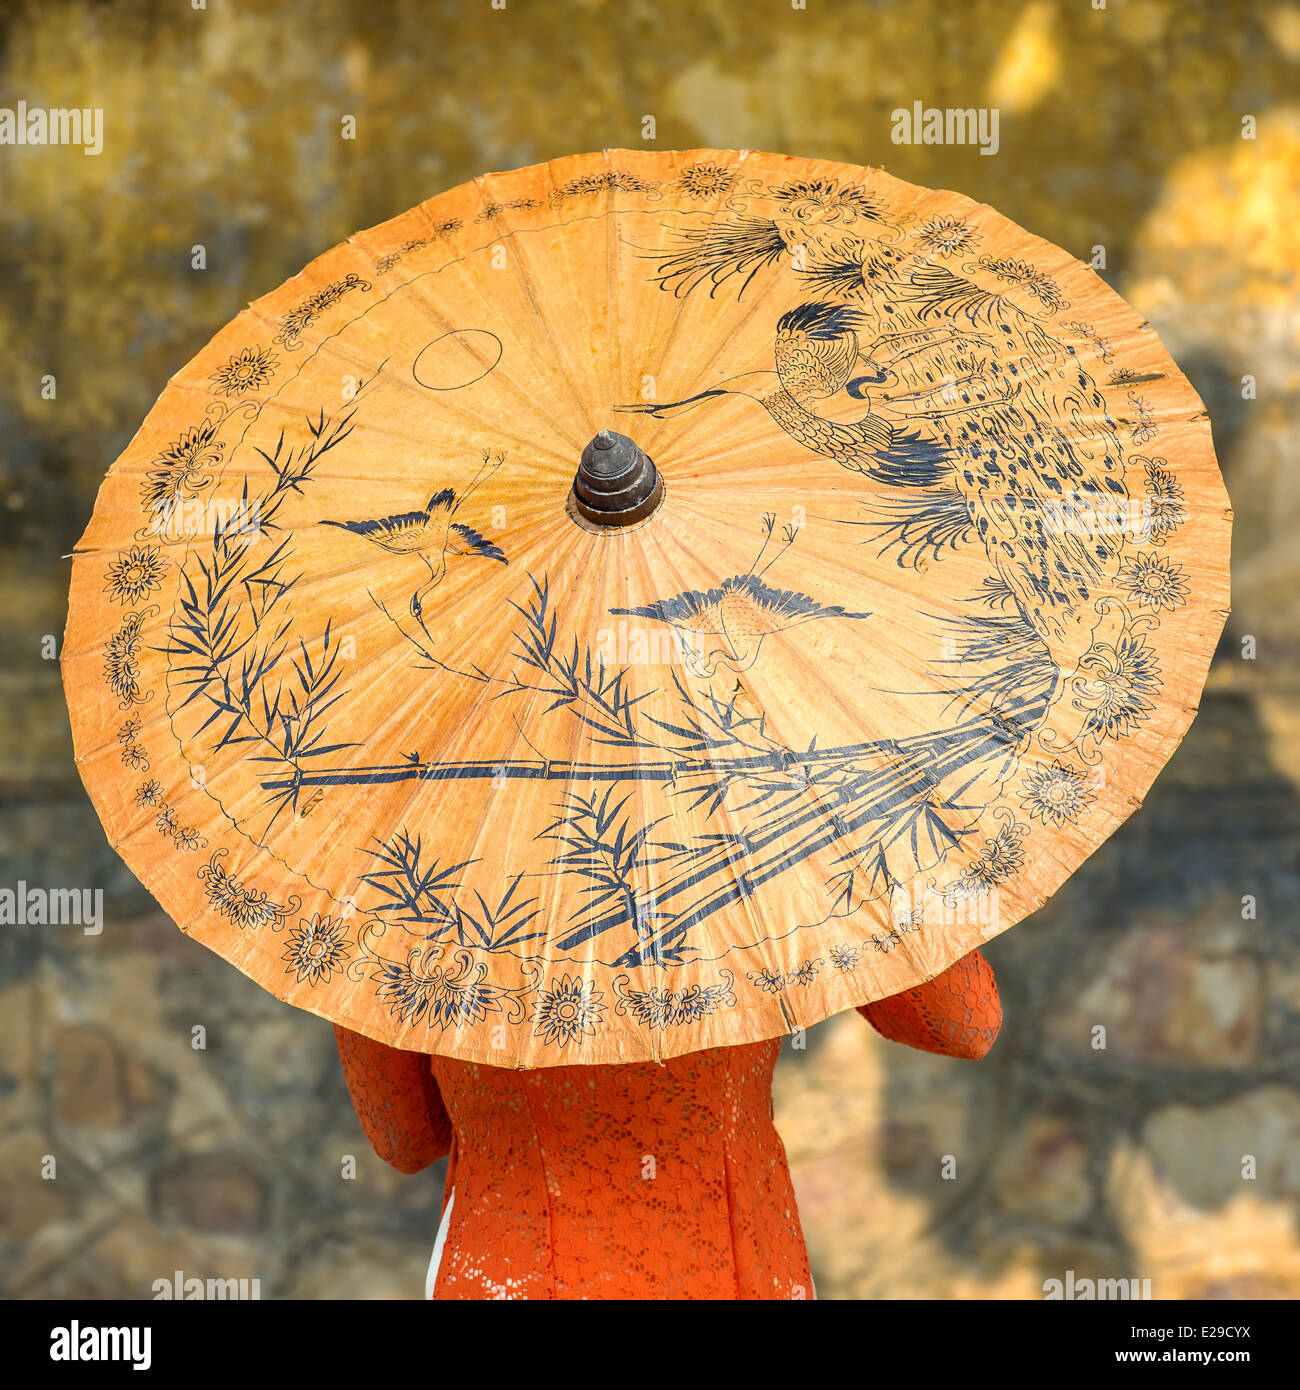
[
  {"left": 335, "top": 950, "right": 1001, "bottom": 1300},
  {"left": 63, "top": 150, "right": 1229, "bottom": 1302}
]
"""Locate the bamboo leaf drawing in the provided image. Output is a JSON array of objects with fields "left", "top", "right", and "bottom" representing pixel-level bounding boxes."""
[
  {"left": 502, "top": 576, "right": 653, "bottom": 746},
  {"left": 361, "top": 833, "right": 542, "bottom": 951},
  {"left": 162, "top": 394, "right": 378, "bottom": 830}
]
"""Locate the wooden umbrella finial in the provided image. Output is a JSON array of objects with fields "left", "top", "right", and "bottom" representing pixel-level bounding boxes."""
[{"left": 572, "top": 429, "right": 663, "bottom": 526}]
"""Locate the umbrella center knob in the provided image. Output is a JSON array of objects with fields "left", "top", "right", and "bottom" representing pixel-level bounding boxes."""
[{"left": 572, "top": 429, "right": 663, "bottom": 526}]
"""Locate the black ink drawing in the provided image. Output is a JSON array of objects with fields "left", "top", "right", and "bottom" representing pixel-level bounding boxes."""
[
  {"left": 106, "top": 170, "right": 1203, "bottom": 1047},
  {"left": 610, "top": 514, "right": 871, "bottom": 677},
  {"left": 320, "top": 450, "right": 508, "bottom": 644}
]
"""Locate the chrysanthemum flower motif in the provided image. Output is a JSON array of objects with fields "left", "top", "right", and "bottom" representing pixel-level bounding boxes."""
[
  {"left": 1127, "top": 391, "right": 1157, "bottom": 446},
  {"left": 674, "top": 162, "right": 738, "bottom": 199},
  {"left": 210, "top": 345, "right": 278, "bottom": 397},
  {"left": 532, "top": 973, "right": 604, "bottom": 1048},
  {"left": 1077, "top": 633, "right": 1162, "bottom": 741},
  {"left": 283, "top": 914, "right": 352, "bottom": 986},
  {"left": 1019, "top": 760, "right": 1095, "bottom": 828},
  {"left": 134, "top": 779, "right": 163, "bottom": 808},
  {"left": 549, "top": 172, "right": 661, "bottom": 207},
  {"left": 473, "top": 198, "right": 539, "bottom": 222},
  {"left": 1143, "top": 459, "right": 1187, "bottom": 545},
  {"left": 104, "top": 545, "right": 166, "bottom": 605},
  {"left": 371, "top": 948, "right": 518, "bottom": 1029},
  {"left": 173, "top": 825, "right": 205, "bottom": 852},
  {"left": 104, "top": 611, "right": 150, "bottom": 707},
  {"left": 614, "top": 977, "right": 737, "bottom": 1028},
  {"left": 197, "top": 850, "right": 294, "bottom": 931},
  {"left": 959, "top": 819, "right": 1027, "bottom": 890},
  {"left": 1120, "top": 551, "right": 1189, "bottom": 612},
  {"left": 748, "top": 966, "right": 787, "bottom": 994},
  {"left": 771, "top": 180, "right": 884, "bottom": 229},
  {"left": 122, "top": 742, "right": 151, "bottom": 771},
  {"left": 787, "top": 958, "right": 821, "bottom": 987},
  {"left": 891, "top": 900, "right": 925, "bottom": 930},
  {"left": 971, "top": 255, "right": 1067, "bottom": 312},
  {"left": 829, "top": 943, "right": 861, "bottom": 972},
  {"left": 142, "top": 419, "right": 224, "bottom": 514},
  {"left": 916, "top": 216, "right": 979, "bottom": 257}
]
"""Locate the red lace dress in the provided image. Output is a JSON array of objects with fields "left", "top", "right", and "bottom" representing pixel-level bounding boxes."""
[{"left": 335, "top": 949, "right": 1001, "bottom": 1300}]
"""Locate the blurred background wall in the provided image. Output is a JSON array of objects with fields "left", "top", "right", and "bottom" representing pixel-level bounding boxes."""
[{"left": 1, "top": 0, "right": 1297, "bottom": 1299}]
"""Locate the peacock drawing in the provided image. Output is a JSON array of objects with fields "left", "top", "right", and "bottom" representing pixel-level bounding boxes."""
[{"left": 622, "top": 223, "right": 1134, "bottom": 738}]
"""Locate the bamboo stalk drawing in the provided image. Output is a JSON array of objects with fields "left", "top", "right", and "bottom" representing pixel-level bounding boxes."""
[
  {"left": 259, "top": 695, "right": 1040, "bottom": 965},
  {"left": 598, "top": 701, "right": 1033, "bottom": 965},
  {"left": 223, "top": 535, "right": 1040, "bottom": 963},
  {"left": 257, "top": 730, "right": 968, "bottom": 790}
]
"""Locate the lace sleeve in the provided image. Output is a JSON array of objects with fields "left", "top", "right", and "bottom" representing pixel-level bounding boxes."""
[
  {"left": 857, "top": 949, "right": 1002, "bottom": 1059},
  {"left": 334, "top": 1024, "right": 454, "bottom": 1173}
]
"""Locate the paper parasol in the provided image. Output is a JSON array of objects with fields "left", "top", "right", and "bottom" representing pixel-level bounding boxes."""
[{"left": 63, "top": 149, "right": 1231, "bottom": 1066}]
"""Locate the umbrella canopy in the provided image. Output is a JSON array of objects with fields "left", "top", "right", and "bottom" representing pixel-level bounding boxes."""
[{"left": 63, "top": 149, "right": 1231, "bottom": 1067}]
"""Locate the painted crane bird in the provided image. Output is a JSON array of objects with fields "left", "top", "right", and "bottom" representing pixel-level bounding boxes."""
[
  {"left": 620, "top": 288, "right": 1131, "bottom": 734},
  {"left": 320, "top": 450, "right": 507, "bottom": 641},
  {"left": 610, "top": 513, "right": 871, "bottom": 678}
]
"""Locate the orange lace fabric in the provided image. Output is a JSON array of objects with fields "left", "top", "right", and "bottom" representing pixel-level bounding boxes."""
[
  {"left": 858, "top": 947, "right": 1002, "bottom": 1059},
  {"left": 335, "top": 949, "right": 1000, "bottom": 1300}
]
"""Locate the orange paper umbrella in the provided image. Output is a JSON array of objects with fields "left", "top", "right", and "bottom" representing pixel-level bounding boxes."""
[{"left": 63, "top": 149, "right": 1231, "bottom": 1069}]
